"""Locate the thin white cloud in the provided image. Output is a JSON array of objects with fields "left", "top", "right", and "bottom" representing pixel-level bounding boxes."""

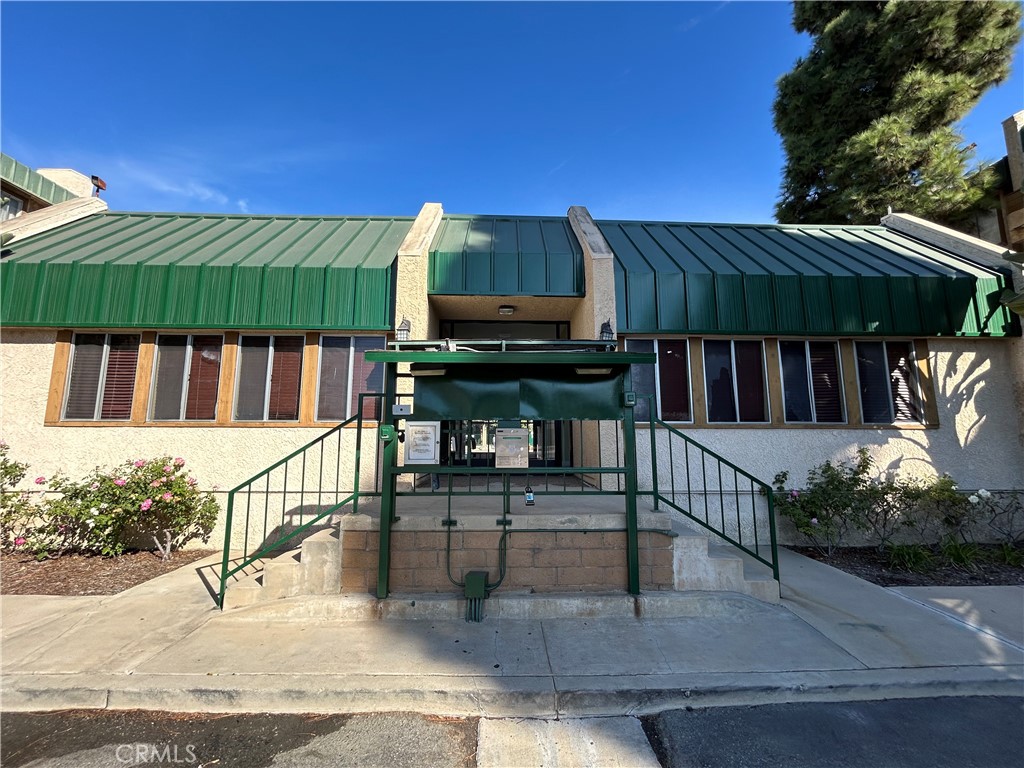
[
  {"left": 237, "top": 199, "right": 250, "bottom": 214},
  {"left": 116, "top": 160, "right": 229, "bottom": 207}
]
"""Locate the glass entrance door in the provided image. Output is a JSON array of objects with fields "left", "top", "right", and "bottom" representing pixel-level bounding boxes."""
[{"left": 444, "top": 419, "right": 567, "bottom": 467}]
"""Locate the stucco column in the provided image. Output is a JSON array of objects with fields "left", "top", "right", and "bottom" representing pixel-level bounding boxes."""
[
  {"left": 392, "top": 203, "right": 443, "bottom": 486},
  {"left": 567, "top": 205, "right": 617, "bottom": 341},
  {"left": 395, "top": 202, "right": 443, "bottom": 342}
]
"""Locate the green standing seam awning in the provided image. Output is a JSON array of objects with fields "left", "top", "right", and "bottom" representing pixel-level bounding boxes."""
[
  {"left": 1, "top": 153, "right": 78, "bottom": 206},
  {"left": 367, "top": 350, "right": 655, "bottom": 421},
  {"left": 598, "top": 220, "right": 1019, "bottom": 338},
  {"left": 0, "top": 212, "right": 414, "bottom": 330},
  {"left": 429, "top": 215, "right": 585, "bottom": 296}
]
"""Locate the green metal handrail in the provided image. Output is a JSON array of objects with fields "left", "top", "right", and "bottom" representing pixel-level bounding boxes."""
[
  {"left": 217, "top": 406, "right": 382, "bottom": 608},
  {"left": 645, "top": 414, "right": 779, "bottom": 582}
]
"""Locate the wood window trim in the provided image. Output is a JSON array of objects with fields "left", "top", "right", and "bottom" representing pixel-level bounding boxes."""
[
  {"left": 131, "top": 331, "right": 157, "bottom": 423},
  {"left": 48, "top": 331, "right": 144, "bottom": 425},
  {"left": 914, "top": 339, "right": 939, "bottom": 426},
  {"left": 763, "top": 338, "right": 785, "bottom": 427},
  {"left": 47, "top": 329, "right": 385, "bottom": 428},
  {"left": 44, "top": 330, "right": 73, "bottom": 423},
  {"left": 46, "top": 330, "right": 937, "bottom": 431}
]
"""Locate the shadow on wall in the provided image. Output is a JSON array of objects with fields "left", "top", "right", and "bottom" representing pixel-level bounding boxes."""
[{"left": 875, "top": 349, "right": 995, "bottom": 481}]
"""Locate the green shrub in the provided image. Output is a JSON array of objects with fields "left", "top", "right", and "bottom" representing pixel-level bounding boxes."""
[
  {"left": 887, "top": 543, "right": 934, "bottom": 572},
  {"left": 772, "top": 448, "right": 875, "bottom": 556},
  {"left": 858, "top": 477, "right": 921, "bottom": 552},
  {"left": 917, "top": 475, "right": 975, "bottom": 545},
  {"left": 940, "top": 539, "right": 981, "bottom": 569},
  {"left": 991, "top": 543, "right": 1024, "bottom": 567}
]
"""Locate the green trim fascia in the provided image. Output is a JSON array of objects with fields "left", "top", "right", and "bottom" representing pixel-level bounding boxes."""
[{"left": 366, "top": 351, "right": 656, "bottom": 365}]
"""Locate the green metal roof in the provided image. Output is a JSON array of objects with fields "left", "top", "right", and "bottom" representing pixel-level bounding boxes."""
[
  {"left": 0, "top": 212, "right": 413, "bottom": 330},
  {"left": 1, "top": 154, "right": 78, "bottom": 206},
  {"left": 598, "top": 220, "right": 1018, "bottom": 337},
  {"left": 429, "top": 215, "right": 584, "bottom": 296}
]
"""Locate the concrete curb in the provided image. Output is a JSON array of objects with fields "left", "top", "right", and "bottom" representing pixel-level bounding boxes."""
[{"left": 4, "top": 666, "right": 1021, "bottom": 717}]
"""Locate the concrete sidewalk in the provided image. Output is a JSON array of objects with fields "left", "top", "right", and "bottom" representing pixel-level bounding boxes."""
[{"left": 2, "top": 548, "right": 1022, "bottom": 718}]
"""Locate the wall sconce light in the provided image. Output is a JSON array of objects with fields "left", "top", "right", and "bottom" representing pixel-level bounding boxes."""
[
  {"left": 600, "top": 319, "right": 615, "bottom": 342},
  {"left": 396, "top": 316, "right": 411, "bottom": 342},
  {"left": 498, "top": 305, "right": 515, "bottom": 316}
]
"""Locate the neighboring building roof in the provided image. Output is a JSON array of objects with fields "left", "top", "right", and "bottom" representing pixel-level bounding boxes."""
[
  {"left": 598, "top": 220, "right": 1017, "bottom": 337},
  {"left": 0, "top": 153, "right": 78, "bottom": 206},
  {"left": 429, "top": 215, "right": 585, "bottom": 296},
  {"left": 0, "top": 212, "right": 413, "bottom": 330}
]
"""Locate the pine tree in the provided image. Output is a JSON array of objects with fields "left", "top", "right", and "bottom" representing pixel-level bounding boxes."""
[{"left": 773, "top": 1, "right": 1022, "bottom": 226}]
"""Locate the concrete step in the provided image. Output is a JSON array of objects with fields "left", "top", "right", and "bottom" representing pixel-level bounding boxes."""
[
  {"left": 672, "top": 518, "right": 781, "bottom": 603},
  {"left": 224, "top": 527, "right": 342, "bottom": 608},
  {"left": 219, "top": 590, "right": 780, "bottom": 622}
]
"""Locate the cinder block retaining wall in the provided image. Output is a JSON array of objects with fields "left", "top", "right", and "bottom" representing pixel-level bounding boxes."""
[{"left": 338, "top": 523, "right": 675, "bottom": 594}]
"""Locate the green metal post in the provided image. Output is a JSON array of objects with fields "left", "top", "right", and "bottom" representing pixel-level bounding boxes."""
[
  {"left": 376, "top": 364, "right": 399, "bottom": 599},
  {"left": 217, "top": 493, "right": 235, "bottom": 608},
  {"left": 353, "top": 395, "right": 365, "bottom": 517},
  {"left": 648, "top": 395, "right": 659, "bottom": 511},
  {"left": 622, "top": 373, "right": 641, "bottom": 595},
  {"left": 767, "top": 490, "right": 781, "bottom": 583}
]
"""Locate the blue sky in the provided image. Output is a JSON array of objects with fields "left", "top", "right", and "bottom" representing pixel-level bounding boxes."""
[{"left": 2, "top": 1, "right": 1021, "bottom": 223}]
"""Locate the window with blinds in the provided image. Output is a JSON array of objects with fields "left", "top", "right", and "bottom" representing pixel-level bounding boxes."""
[
  {"left": 151, "top": 335, "right": 223, "bottom": 421},
  {"left": 779, "top": 340, "right": 845, "bottom": 424},
  {"left": 855, "top": 341, "right": 922, "bottom": 424},
  {"left": 234, "top": 336, "right": 303, "bottom": 421},
  {"left": 316, "top": 336, "right": 385, "bottom": 421},
  {"left": 703, "top": 340, "right": 768, "bottom": 423},
  {"left": 64, "top": 334, "right": 140, "bottom": 420}
]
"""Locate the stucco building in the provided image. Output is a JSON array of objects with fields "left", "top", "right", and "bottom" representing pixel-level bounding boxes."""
[{"left": 2, "top": 186, "right": 1022, "bottom": 608}]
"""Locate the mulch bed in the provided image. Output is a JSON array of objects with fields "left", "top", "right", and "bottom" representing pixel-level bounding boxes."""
[
  {"left": 0, "top": 549, "right": 217, "bottom": 596},
  {"left": 790, "top": 545, "right": 1024, "bottom": 587}
]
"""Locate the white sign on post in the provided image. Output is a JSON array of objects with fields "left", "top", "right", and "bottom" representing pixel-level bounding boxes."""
[
  {"left": 405, "top": 421, "right": 441, "bottom": 464},
  {"left": 495, "top": 427, "right": 529, "bottom": 469}
]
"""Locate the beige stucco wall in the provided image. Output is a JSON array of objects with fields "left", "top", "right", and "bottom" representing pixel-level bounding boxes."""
[
  {"left": 6, "top": 330, "right": 1019, "bottom": 551},
  {"left": 0, "top": 328, "right": 379, "bottom": 548}
]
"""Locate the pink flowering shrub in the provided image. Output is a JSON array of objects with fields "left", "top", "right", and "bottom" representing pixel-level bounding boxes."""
[{"left": 6, "top": 456, "right": 218, "bottom": 560}]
